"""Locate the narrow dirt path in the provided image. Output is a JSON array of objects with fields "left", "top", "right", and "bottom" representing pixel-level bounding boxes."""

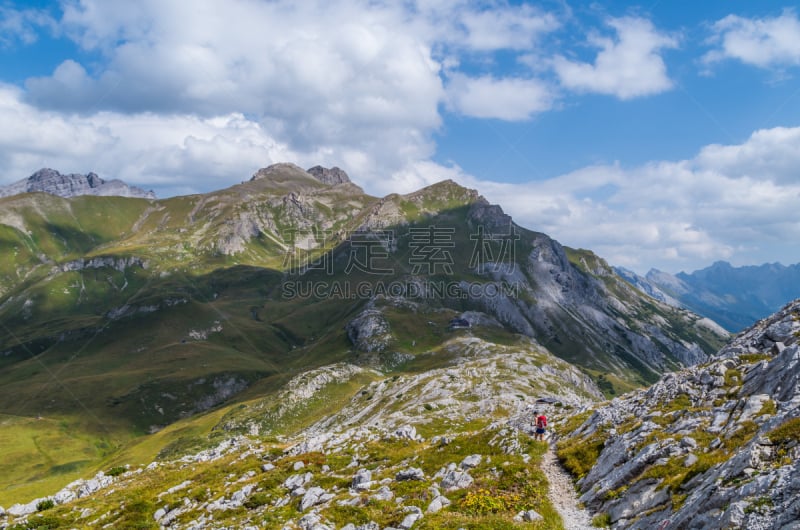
[{"left": 541, "top": 443, "right": 595, "bottom": 530}]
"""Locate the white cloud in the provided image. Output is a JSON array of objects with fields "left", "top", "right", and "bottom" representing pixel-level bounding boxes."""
[
  {"left": 553, "top": 16, "right": 678, "bottom": 99},
  {"left": 454, "top": 4, "right": 559, "bottom": 51},
  {"left": 6, "top": 0, "right": 571, "bottom": 191},
  {"left": 27, "top": 1, "right": 445, "bottom": 149},
  {"left": 695, "top": 126, "right": 800, "bottom": 184},
  {"left": 458, "top": 126, "right": 800, "bottom": 273},
  {"left": 0, "top": 5, "right": 56, "bottom": 47},
  {"left": 703, "top": 9, "right": 800, "bottom": 68},
  {"left": 446, "top": 74, "right": 555, "bottom": 120},
  {"left": 0, "top": 84, "right": 298, "bottom": 197}
]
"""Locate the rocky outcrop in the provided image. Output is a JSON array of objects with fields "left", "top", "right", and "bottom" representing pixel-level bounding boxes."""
[
  {"left": 557, "top": 299, "right": 800, "bottom": 530},
  {"left": 54, "top": 256, "right": 149, "bottom": 274},
  {"left": 307, "top": 165, "right": 351, "bottom": 185},
  {"left": 463, "top": 202, "right": 726, "bottom": 377},
  {"left": 346, "top": 309, "right": 393, "bottom": 353},
  {"left": 0, "top": 168, "right": 156, "bottom": 199}
]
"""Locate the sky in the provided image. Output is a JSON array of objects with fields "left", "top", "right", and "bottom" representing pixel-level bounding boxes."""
[{"left": 1, "top": 0, "right": 799, "bottom": 274}]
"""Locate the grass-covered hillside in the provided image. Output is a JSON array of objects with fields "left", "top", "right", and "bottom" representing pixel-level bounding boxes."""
[
  {"left": 1, "top": 331, "right": 600, "bottom": 528},
  {"left": 0, "top": 163, "right": 727, "bottom": 506}
]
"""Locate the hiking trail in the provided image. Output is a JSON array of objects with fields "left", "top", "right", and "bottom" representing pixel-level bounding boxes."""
[{"left": 541, "top": 441, "right": 595, "bottom": 530}]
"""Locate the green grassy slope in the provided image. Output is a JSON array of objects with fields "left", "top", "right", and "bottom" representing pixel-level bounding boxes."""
[{"left": 0, "top": 169, "right": 726, "bottom": 505}]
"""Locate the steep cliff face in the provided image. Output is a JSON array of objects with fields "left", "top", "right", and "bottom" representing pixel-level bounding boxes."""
[
  {"left": 0, "top": 168, "right": 156, "bottom": 199},
  {"left": 557, "top": 299, "right": 800, "bottom": 530}
]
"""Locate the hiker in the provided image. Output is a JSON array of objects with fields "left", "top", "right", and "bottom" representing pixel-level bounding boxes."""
[{"left": 534, "top": 410, "right": 547, "bottom": 441}]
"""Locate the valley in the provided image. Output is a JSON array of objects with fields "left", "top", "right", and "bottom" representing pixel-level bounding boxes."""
[{"left": 1, "top": 162, "right": 783, "bottom": 530}]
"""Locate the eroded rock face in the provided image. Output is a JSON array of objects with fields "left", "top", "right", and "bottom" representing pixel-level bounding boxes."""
[
  {"left": 0, "top": 168, "right": 156, "bottom": 199},
  {"left": 307, "top": 165, "right": 351, "bottom": 185},
  {"left": 559, "top": 299, "right": 800, "bottom": 530},
  {"left": 346, "top": 309, "right": 392, "bottom": 353}
]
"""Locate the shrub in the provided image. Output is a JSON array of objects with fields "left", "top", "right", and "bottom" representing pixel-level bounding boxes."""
[
  {"left": 36, "top": 499, "right": 55, "bottom": 512},
  {"left": 758, "top": 399, "right": 777, "bottom": 417},
  {"left": 592, "top": 512, "right": 611, "bottom": 527},
  {"left": 243, "top": 492, "right": 270, "bottom": 509},
  {"left": 107, "top": 466, "right": 127, "bottom": 477},
  {"left": 556, "top": 431, "right": 607, "bottom": 478},
  {"left": 768, "top": 417, "right": 800, "bottom": 445},
  {"left": 459, "top": 488, "right": 520, "bottom": 515}
]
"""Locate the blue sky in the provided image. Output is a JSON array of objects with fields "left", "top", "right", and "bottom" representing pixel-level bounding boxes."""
[{"left": 1, "top": 1, "right": 799, "bottom": 274}]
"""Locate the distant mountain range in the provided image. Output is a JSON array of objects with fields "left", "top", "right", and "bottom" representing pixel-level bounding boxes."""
[
  {"left": 0, "top": 168, "right": 156, "bottom": 199},
  {"left": 616, "top": 261, "right": 800, "bottom": 332}
]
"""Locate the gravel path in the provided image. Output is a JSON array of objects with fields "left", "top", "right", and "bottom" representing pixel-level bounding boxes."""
[{"left": 541, "top": 443, "right": 595, "bottom": 530}]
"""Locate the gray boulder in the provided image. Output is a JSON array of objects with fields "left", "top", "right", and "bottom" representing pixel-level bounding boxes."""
[
  {"left": 440, "top": 468, "right": 473, "bottom": 491},
  {"left": 396, "top": 467, "right": 425, "bottom": 481}
]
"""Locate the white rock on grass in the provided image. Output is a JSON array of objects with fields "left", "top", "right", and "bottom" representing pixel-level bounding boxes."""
[
  {"left": 400, "top": 507, "right": 423, "bottom": 529},
  {"left": 284, "top": 472, "right": 313, "bottom": 491},
  {"left": 395, "top": 425, "right": 421, "bottom": 441},
  {"left": 352, "top": 468, "right": 373, "bottom": 490},
  {"left": 459, "top": 454, "right": 482, "bottom": 469},
  {"left": 514, "top": 509, "right": 543, "bottom": 522},
  {"left": 371, "top": 485, "right": 394, "bottom": 501},
  {"left": 301, "top": 487, "right": 324, "bottom": 511},
  {"left": 395, "top": 468, "right": 425, "bottom": 481},
  {"left": 439, "top": 468, "right": 473, "bottom": 491},
  {"left": 426, "top": 495, "right": 451, "bottom": 513}
]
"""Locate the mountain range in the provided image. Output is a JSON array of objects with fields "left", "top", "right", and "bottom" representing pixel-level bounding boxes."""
[
  {"left": 0, "top": 168, "right": 156, "bottom": 200},
  {"left": 616, "top": 262, "right": 800, "bottom": 332},
  {"left": 0, "top": 162, "right": 729, "bottom": 513}
]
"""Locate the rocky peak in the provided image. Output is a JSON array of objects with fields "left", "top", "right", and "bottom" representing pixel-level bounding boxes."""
[
  {"left": 0, "top": 168, "right": 156, "bottom": 199},
  {"left": 467, "top": 199, "right": 514, "bottom": 235},
  {"left": 557, "top": 299, "right": 800, "bottom": 530},
  {"left": 249, "top": 163, "right": 311, "bottom": 182},
  {"left": 306, "top": 165, "right": 351, "bottom": 185}
]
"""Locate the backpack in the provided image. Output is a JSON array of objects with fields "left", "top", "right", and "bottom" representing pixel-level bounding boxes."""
[{"left": 536, "top": 415, "right": 547, "bottom": 428}]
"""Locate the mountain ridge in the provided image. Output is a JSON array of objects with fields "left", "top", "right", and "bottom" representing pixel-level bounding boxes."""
[
  {"left": 615, "top": 261, "right": 800, "bottom": 332},
  {"left": 0, "top": 162, "right": 727, "bottom": 513},
  {"left": 0, "top": 168, "right": 157, "bottom": 199}
]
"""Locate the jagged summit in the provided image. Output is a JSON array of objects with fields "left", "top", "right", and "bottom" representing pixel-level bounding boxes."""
[
  {"left": 0, "top": 168, "right": 156, "bottom": 199},
  {"left": 250, "top": 163, "right": 352, "bottom": 186},
  {"left": 306, "top": 165, "right": 351, "bottom": 185}
]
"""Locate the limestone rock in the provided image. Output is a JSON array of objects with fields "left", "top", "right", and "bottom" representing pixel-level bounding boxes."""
[
  {"left": 440, "top": 468, "right": 473, "bottom": 491},
  {"left": 346, "top": 309, "right": 392, "bottom": 353},
  {"left": 0, "top": 168, "right": 156, "bottom": 199},
  {"left": 352, "top": 468, "right": 373, "bottom": 490},
  {"left": 396, "top": 468, "right": 425, "bottom": 481},
  {"left": 459, "top": 454, "right": 482, "bottom": 469},
  {"left": 307, "top": 165, "right": 351, "bottom": 185}
]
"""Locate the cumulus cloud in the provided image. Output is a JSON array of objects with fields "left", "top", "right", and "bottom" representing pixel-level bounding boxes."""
[
  {"left": 553, "top": 16, "right": 678, "bottom": 99},
  {"left": 15, "top": 0, "right": 567, "bottom": 188},
  {"left": 449, "top": 3, "right": 559, "bottom": 51},
  {"left": 27, "top": 1, "right": 444, "bottom": 158},
  {"left": 0, "top": 84, "right": 299, "bottom": 196},
  {"left": 703, "top": 9, "right": 800, "bottom": 68},
  {"left": 446, "top": 74, "right": 555, "bottom": 120},
  {"left": 458, "top": 127, "right": 800, "bottom": 273}
]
